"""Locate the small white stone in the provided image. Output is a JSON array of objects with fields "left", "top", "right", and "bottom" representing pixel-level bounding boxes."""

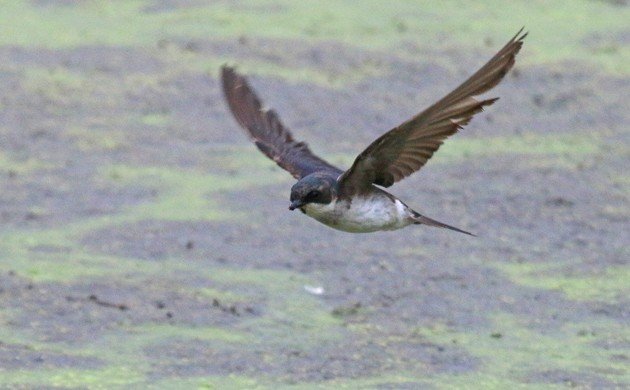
[{"left": 303, "top": 285, "right": 325, "bottom": 295}]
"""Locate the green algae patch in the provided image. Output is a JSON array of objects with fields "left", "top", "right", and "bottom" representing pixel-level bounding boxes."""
[
  {"left": 64, "top": 126, "right": 128, "bottom": 152},
  {"left": 0, "top": 264, "right": 346, "bottom": 387},
  {"left": 320, "top": 374, "right": 424, "bottom": 389},
  {"left": 0, "top": 151, "right": 54, "bottom": 175},
  {"left": 438, "top": 133, "right": 601, "bottom": 162},
  {"left": 0, "top": 366, "right": 145, "bottom": 388},
  {"left": 102, "top": 164, "right": 285, "bottom": 222},
  {"left": 203, "top": 267, "right": 344, "bottom": 348},
  {"left": 127, "top": 324, "right": 250, "bottom": 344},
  {"left": 159, "top": 46, "right": 386, "bottom": 88},
  {"left": 251, "top": 373, "right": 426, "bottom": 389},
  {"left": 104, "top": 166, "right": 234, "bottom": 222},
  {"left": 411, "top": 313, "right": 629, "bottom": 388},
  {"left": 0, "top": 227, "right": 74, "bottom": 257},
  {"left": 495, "top": 261, "right": 629, "bottom": 303},
  {"left": 141, "top": 112, "right": 171, "bottom": 127},
  {"left": 154, "top": 374, "right": 261, "bottom": 389},
  {"left": 104, "top": 164, "right": 274, "bottom": 192},
  {"left": 16, "top": 66, "right": 126, "bottom": 110},
  {"left": 0, "top": 226, "right": 163, "bottom": 283},
  {"left": 167, "top": 373, "right": 424, "bottom": 389},
  {"left": 0, "top": 162, "right": 285, "bottom": 284},
  {"left": 0, "top": 323, "right": 245, "bottom": 387},
  {"left": 201, "top": 145, "right": 296, "bottom": 175},
  {"left": 328, "top": 133, "right": 602, "bottom": 170},
  {"left": 0, "top": 0, "right": 150, "bottom": 48},
  {"left": 174, "top": 0, "right": 630, "bottom": 75},
  {"left": 2, "top": 1, "right": 627, "bottom": 75},
  {"left": 196, "top": 287, "right": 247, "bottom": 303},
  {"left": 19, "top": 66, "right": 86, "bottom": 92},
  {"left": 7, "top": 252, "right": 165, "bottom": 284}
]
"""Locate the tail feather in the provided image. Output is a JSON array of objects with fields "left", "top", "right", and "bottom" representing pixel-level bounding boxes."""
[{"left": 412, "top": 212, "right": 475, "bottom": 236}]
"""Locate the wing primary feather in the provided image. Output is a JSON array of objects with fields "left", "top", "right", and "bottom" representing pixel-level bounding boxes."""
[
  {"left": 338, "top": 30, "right": 526, "bottom": 195},
  {"left": 221, "top": 65, "right": 342, "bottom": 179}
]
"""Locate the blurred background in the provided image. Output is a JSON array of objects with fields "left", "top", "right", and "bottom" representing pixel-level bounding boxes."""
[{"left": 0, "top": 0, "right": 627, "bottom": 388}]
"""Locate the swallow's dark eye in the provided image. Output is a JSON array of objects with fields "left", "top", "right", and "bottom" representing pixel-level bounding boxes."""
[{"left": 307, "top": 190, "right": 320, "bottom": 199}]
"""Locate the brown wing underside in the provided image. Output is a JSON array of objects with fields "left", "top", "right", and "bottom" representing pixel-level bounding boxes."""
[
  {"left": 338, "top": 29, "right": 527, "bottom": 196},
  {"left": 221, "top": 66, "right": 342, "bottom": 179}
]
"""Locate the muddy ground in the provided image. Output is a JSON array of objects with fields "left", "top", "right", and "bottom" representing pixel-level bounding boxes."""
[{"left": 0, "top": 1, "right": 628, "bottom": 388}]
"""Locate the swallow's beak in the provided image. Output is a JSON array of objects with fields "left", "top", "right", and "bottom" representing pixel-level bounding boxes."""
[{"left": 288, "top": 200, "right": 305, "bottom": 210}]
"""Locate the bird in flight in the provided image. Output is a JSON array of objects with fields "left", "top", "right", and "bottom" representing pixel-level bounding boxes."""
[{"left": 221, "top": 29, "right": 526, "bottom": 235}]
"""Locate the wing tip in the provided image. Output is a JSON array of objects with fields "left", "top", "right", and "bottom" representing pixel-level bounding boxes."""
[
  {"left": 220, "top": 64, "right": 243, "bottom": 90},
  {"left": 484, "top": 97, "right": 500, "bottom": 106},
  {"left": 220, "top": 63, "right": 236, "bottom": 74},
  {"left": 510, "top": 28, "right": 528, "bottom": 56},
  {"left": 220, "top": 64, "right": 236, "bottom": 96},
  {"left": 220, "top": 63, "right": 233, "bottom": 80},
  {"left": 512, "top": 27, "right": 528, "bottom": 42}
]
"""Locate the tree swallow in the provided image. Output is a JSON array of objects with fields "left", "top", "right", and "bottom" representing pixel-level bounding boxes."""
[{"left": 221, "top": 29, "right": 526, "bottom": 234}]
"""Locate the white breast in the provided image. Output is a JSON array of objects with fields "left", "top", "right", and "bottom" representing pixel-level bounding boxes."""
[{"left": 302, "top": 194, "right": 412, "bottom": 233}]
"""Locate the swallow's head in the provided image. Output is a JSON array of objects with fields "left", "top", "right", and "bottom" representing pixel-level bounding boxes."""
[{"left": 289, "top": 173, "right": 336, "bottom": 210}]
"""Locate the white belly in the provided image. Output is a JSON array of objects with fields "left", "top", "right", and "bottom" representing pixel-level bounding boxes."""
[{"left": 302, "top": 195, "right": 412, "bottom": 233}]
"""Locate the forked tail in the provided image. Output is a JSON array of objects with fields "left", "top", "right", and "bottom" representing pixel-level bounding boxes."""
[{"left": 411, "top": 212, "right": 475, "bottom": 236}]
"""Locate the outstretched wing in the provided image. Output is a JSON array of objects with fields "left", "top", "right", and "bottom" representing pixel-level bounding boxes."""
[
  {"left": 338, "top": 29, "right": 527, "bottom": 195},
  {"left": 221, "top": 66, "right": 343, "bottom": 179}
]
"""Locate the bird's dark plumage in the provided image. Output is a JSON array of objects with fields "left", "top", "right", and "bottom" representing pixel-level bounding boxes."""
[
  {"left": 221, "top": 66, "right": 342, "bottom": 179},
  {"left": 337, "top": 28, "right": 527, "bottom": 196},
  {"left": 220, "top": 29, "right": 526, "bottom": 234}
]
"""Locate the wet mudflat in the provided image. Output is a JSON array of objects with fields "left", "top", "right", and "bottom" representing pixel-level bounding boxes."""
[{"left": 0, "top": 1, "right": 628, "bottom": 388}]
